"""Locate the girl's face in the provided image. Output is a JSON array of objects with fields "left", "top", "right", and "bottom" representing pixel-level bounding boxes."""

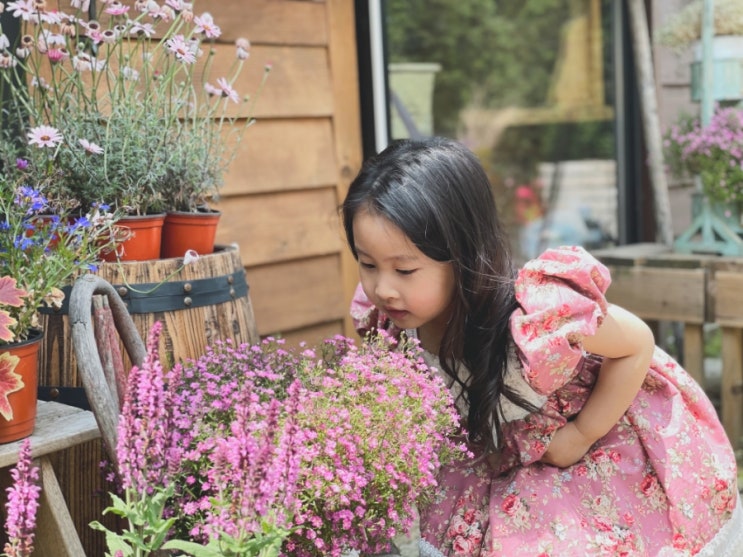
[{"left": 352, "top": 209, "right": 455, "bottom": 350}]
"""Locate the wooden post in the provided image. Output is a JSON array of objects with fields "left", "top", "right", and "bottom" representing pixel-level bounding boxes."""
[
  {"left": 721, "top": 326, "right": 743, "bottom": 450},
  {"left": 700, "top": 0, "right": 715, "bottom": 126},
  {"left": 626, "top": 0, "right": 674, "bottom": 246}
]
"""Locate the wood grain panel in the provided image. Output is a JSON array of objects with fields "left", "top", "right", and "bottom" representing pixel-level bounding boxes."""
[
  {"left": 248, "top": 255, "right": 345, "bottom": 334},
  {"left": 326, "top": 0, "right": 365, "bottom": 338},
  {"left": 193, "top": 45, "right": 334, "bottom": 119},
  {"left": 714, "top": 271, "right": 743, "bottom": 326},
  {"left": 720, "top": 327, "right": 743, "bottom": 449},
  {"left": 603, "top": 266, "right": 706, "bottom": 323},
  {"left": 216, "top": 189, "right": 344, "bottom": 266},
  {"left": 212, "top": 0, "right": 328, "bottom": 46},
  {"left": 222, "top": 118, "right": 337, "bottom": 195}
]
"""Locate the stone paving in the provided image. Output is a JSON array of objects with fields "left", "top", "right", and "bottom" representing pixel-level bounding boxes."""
[{"left": 393, "top": 519, "right": 420, "bottom": 557}]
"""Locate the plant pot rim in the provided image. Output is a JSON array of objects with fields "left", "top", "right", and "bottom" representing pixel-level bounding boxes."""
[
  {"left": 166, "top": 208, "right": 222, "bottom": 215},
  {"left": 120, "top": 212, "right": 167, "bottom": 220}
]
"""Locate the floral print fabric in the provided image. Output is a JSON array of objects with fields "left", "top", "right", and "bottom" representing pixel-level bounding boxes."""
[
  {"left": 351, "top": 246, "right": 742, "bottom": 556},
  {"left": 418, "top": 246, "right": 741, "bottom": 556}
]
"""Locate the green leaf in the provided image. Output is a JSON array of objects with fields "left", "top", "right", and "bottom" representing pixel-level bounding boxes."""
[{"left": 162, "top": 539, "right": 223, "bottom": 557}]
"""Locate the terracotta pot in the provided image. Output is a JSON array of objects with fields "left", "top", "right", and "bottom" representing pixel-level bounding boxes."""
[
  {"left": 100, "top": 213, "right": 166, "bottom": 262},
  {"left": 0, "top": 331, "right": 42, "bottom": 444},
  {"left": 160, "top": 210, "right": 221, "bottom": 259}
]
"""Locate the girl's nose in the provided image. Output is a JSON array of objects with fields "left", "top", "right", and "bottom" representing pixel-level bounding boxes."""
[{"left": 375, "top": 276, "right": 397, "bottom": 302}]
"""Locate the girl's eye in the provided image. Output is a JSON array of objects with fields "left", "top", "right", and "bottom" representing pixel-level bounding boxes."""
[
  {"left": 360, "top": 261, "right": 375, "bottom": 270},
  {"left": 396, "top": 269, "right": 416, "bottom": 276}
]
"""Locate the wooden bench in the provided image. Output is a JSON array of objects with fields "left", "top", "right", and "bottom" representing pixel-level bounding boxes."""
[{"left": 0, "top": 401, "right": 100, "bottom": 557}]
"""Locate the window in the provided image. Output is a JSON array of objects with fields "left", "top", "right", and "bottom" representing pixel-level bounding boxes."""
[{"left": 356, "top": 0, "right": 645, "bottom": 261}]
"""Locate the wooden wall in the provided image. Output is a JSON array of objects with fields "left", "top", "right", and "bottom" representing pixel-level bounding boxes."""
[{"left": 209, "top": 0, "right": 363, "bottom": 346}]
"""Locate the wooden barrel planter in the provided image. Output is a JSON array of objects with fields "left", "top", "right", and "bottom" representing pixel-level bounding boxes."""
[{"left": 36, "top": 243, "right": 259, "bottom": 556}]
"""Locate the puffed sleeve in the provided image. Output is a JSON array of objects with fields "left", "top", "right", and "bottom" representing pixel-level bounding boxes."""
[
  {"left": 509, "top": 245, "right": 611, "bottom": 395},
  {"left": 349, "top": 283, "right": 402, "bottom": 338}
]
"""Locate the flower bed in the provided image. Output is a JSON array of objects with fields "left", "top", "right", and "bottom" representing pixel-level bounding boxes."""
[{"left": 95, "top": 325, "right": 469, "bottom": 556}]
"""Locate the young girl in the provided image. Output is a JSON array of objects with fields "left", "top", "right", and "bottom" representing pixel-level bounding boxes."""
[{"left": 342, "top": 137, "right": 743, "bottom": 556}]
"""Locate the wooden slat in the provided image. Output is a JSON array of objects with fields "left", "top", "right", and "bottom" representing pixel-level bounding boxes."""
[
  {"left": 194, "top": 45, "right": 334, "bottom": 119},
  {"left": 222, "top": 118, "right": 337, "bottom": 195},
  {"left": 34, "top": 457, "right": 88, "bottom": 557},
  {"left": 216, "top": 189, "right": 343, "bottom": 267},
  {"left": 683, "top": 324, "right": 705, "bottom": 387},
  {"left": 248, "top": 256, "right": 345, "bottom": 334},
  {"left": 721, "top": 327, "right": 743, "bottom": 450},
  {"left": 603, "top": 266, "right": 706, "bottom": 323},
  {"left": 0, "top": 402, "right": 99, "bottom": 468},
  {"left": 593, "top": 243, "right": 673, "bottom": 266},
  {"left": 212, "top": 0, "right": 328, "bottom": 45},
  {"left": 714, "top": 271, "right": 743, "bottom": 326},
  {"left": 49, "top": 442, "right": 112, "bottom": 556},
  {"left": 326, "top": 0, "right": 365, "bottom": 338}
]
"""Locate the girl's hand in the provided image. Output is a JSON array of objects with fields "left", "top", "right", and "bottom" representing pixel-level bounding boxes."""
[{"left": 541, "top": 422, "right": 594, "bottom": 468}]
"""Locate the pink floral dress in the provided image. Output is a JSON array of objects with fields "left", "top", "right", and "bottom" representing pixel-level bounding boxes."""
[{"left": 350, "top": 246, "right": 743, "bottom": 557}]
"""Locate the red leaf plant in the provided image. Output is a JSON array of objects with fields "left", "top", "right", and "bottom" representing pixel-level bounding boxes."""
[{"left": 0, "top": 277, "right": 28, "bottom": 343}]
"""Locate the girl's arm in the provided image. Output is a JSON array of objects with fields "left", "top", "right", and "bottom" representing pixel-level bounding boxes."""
[{"left": 541, "top": 304, "right": 654, "bottom": 468}]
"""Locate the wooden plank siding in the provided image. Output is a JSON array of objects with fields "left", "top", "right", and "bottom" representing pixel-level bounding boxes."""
[{"left": 210, "top": 0, "right": 362, "bottom": 347}]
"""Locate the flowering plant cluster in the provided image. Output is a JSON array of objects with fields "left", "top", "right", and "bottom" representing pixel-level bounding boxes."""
[
  {"left": 655, "top": 0, "right": 743, "bottom": 49},
  {"left": 0, "top": 0, "right": 268, "bottom": 215},
  {"left": 97, "top": 325, "right": 467, "bottom": 556},
  {"left": 663, "top": 106, "right": 743, "bottom": 204},
  {"left": 0, "top": 178, "right": 120, "bottom": 345},
  {"left": 2, "top": 438, "right": 40, "bottom": 557}
]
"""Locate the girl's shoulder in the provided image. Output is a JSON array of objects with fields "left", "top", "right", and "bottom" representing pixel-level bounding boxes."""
[
  {"left": 516, "top": 245, "right": 611, "bottom": 297},
  {"left": 509, "top": 245, "right": 611, "bottom": 396}
]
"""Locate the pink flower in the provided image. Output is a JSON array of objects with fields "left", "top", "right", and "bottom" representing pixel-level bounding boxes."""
[
  {"left": 104, "top": 1, "right": 129, "bottom": 16},
  {"left": 165, "top": 34, "right": 196, "bottom": 64},
  {"left": 216, "top": 77, "right": 239, "bottom": 103},
  {"left": 27, "top": 125, "right": 63, "bottom": 148},
  {"left": 70, "top": 0, "right": 91, "bottom": 11},
  {"left": 5, "top": 0, "right": 34, "bottom": 21},
  {"left": 78, "top": 139, "right": 103, "bottom": 154},
  {"left": 193, "top": 12, "right": 221, "bottom": 39},
  {"left": 203, "top": 82, "right": 220, "bottom": 96},
  {"left": 183, "top": 250, "right": 199, "bottom": 265},
  {"left": 3, "top": 438, "right": 40, "bottom": 557}
]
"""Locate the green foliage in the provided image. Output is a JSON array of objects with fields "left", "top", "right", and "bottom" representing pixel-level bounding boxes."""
[
  {"left": 90, "top": 487, "right": 178, "bottom": 557},
  {"left": 386, "top": 0, "right": 571, "bottom": 136}
]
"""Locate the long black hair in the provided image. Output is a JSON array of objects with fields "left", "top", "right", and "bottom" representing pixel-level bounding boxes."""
[{"left": 342, "top": 137, "right": 537, "bottom": 451}]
